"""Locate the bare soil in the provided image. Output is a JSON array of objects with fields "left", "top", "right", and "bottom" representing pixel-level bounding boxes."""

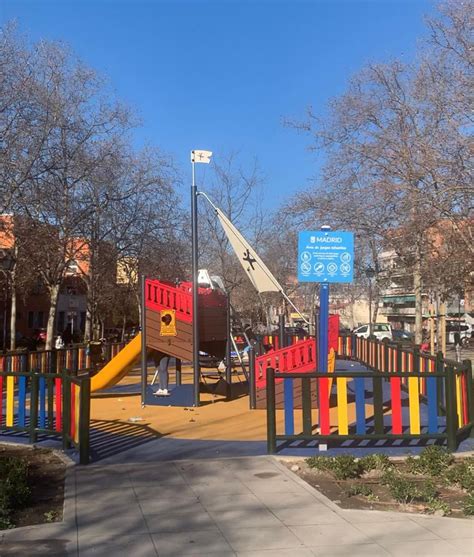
[
  {"left": 283, "top": 458, "right": 472, "bottom": 518},
  {"left": 0, "top": 444, "right": 66, "bottom": 529}
]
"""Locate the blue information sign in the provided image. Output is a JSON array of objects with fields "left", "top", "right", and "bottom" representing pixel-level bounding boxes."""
[{"left": 298, "top": 230, "right": 354, "bottom": 283}]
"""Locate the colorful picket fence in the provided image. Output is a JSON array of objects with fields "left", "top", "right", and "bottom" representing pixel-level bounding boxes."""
[
  {"left": 0, "top": 341, "right": 126, "bottom": 377},
  {"left": 0, "top": 340, "right": 125, "bottom": 464},
  {"left": 0, "top": 369, "right": 90, "bottom": 463},
  {"left": 267, "top": 335, "right": 473, "bottom": 452}
]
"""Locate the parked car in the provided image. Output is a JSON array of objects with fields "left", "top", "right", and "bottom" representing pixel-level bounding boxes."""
[
  {"left": 392, "top": 329, "right": 414, "bottom": 342},
  {"left": 199, "top": 350, "right": 220, "bottom": 368},
  {"left": 352, "top": 323, "right": 392, "bottom": 341},
  {"left": 446, "top": 322, "right": 472, "bottom": 345},
  {"left": 33, "top": 328, "right": 47, "bottom": 344},
  {"left": 271, "top": 326, "right": 308, "bottom": 338}
]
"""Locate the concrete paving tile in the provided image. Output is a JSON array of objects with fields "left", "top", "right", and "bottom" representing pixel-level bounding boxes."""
[
  {"left": 255, "top": 491, "right": 323, "bottom": 510},
  {"left": 190, "top": 479, "right": 252, "bottom": 496},
  {"left": 133, "top": 483, "right": 196, "bottom": 499},
  {"left": 311, "top": 544, "right": 390, "bottom": 556},
  {"left": 145, "top": 509, "right": 217, "bottom": 533},
  {"left": 129, "top": 468, "right": 188, "bottom": 486},
  {"left": 381, "top": 539, "right": 471, "bottom": 556},
  {"left": 151, "top": 529, "right": 233, "bottom": 556},
  {"left": 75, "top": 490, "right": 139, "bottom": 513},
  {"left": 233, "top": 469, "right": 290, "bottom": 482},
  {"left": 337, "top": 509, "right": 413, "bottom": 523},
  {"left": 236, "top": 549, "right": 314, "bottom": 557},
  {"left": 75, "top": 470, "right": 133, "bottom": 490},
  {"left": 78, "top": 533, "right": 157, "bottom": 557},
  {"left": 243, "top": 478, "right": 302, "bottom": 495},
  {"left": 77, "top": 510, "right": 148, "bottom": 538},
  {"left": 409, "top": 515, "right": 474, "bottom": 539},
  {"left": 139, "top": 495, "right": 201, "bottom": 515},
  {"left": 289, "top": 523, "right": 372, "bottom": 546},
  {"left": 0, "top": 539, "right": 75, "bottom": 556},
  {"left": 199, "top": 493, "right": 264, "bottom": 512},
  {"left": 224, "top": 526, "right": 304, "bottom": 551},
  {"left": 0, "top": 523, "right": 75, "bottom": 541},
  {"left": 446, "top": 538, "right": 474, "bottom": 555},
  {"left": 354, "top": 519, "right": 441, "bottom": 544},
  {"left": 77, "top": 500, "right": 142, "bottom": 522},
  {"left": 209, "top": 507, "right": 282, "bottom": 529},
  {"left": 271, "top": 505, "right": 345, "bottom": 525}
]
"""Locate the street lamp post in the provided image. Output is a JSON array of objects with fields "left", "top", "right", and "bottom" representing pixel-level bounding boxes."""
[{"left": 365, "top": 266, "right": 376, "bottom": 338}]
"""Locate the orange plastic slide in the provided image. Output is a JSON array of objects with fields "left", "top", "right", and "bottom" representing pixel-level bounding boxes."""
[{"left": 90, "top": 334, "right": 142, "bottom": 393}]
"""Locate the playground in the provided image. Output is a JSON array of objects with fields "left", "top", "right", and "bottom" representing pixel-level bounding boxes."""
[{"left": 0, "top": 223, "right": 472, "bottom": 465}]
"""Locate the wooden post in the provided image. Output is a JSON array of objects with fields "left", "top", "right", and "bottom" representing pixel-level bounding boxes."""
[
  {"left": 249, "top": 347, "right": 256, "bottom": 410},
  {"left": 266, "top": 367, "right": 276, "bottom": 453},
  {"left": 440, "top": 301, "right": 447, "bottom": 358},
  {"left": 78, "top": 377, "right": 91, "bottom": 465},
  {"left": 29, "top": 373, "right": 39, "bottom": 444},
  {"left": 429, "top": 303, "right": 435, "bottom": 355}
]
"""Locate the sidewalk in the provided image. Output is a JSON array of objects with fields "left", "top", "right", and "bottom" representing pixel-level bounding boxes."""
[{"left": 1, "top": 456, "right": 472, "bottom": 556}]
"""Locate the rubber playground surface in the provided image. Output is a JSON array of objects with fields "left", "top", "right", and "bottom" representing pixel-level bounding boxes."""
[
  {"left": 91, "top": 367, "right": 277, "bottom": 442},
  {"left": 85, "top": 360, "right": 474, "bottom": 463}
]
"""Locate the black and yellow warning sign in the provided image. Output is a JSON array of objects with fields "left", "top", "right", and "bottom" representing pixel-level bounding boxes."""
[{"left": 160, "top": 309, "right": 177, "bottom": 336}]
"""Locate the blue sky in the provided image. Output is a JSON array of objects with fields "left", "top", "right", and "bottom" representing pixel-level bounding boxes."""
[{"left": 1, "top": 0, "right": 435, "bottom": 206}]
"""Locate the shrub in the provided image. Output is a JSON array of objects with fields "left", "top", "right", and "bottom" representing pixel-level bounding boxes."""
[
  {"left": 306, "top": 456, "right": 331, "bottom": 472},
  {"left": 359, "top": 454, "right": 392, "bottom": 473},
  {"left": 445, "top": 459, "right": 474, "bottom": 493},
  {"left": 406, "top": 446, "right": 454, "bottom": 476},
  {"left": 306, "top": 455, "right": 363, "bottom": 479},
  {"left": 0, "top": 457, "right": 31, "bottom": 530},
  {"left": 426, "top": 498, "right": 451, "bottom": 516},
  {"left": 346, "top": 483, "right": 373, "bottom": 497},
  {"left": 463, "top": 493, "right": 474, "bottom": 516},
  {"left": 382, "top": 470, "right": 438, "bottom": 504},
  {"left": 331, "top": 455, "right": 363, "bottom": 480}
]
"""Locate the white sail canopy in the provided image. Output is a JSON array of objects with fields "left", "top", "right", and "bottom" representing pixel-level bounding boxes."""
[{"left": 216, "top": 207, "right": 283, "bottom": 294}]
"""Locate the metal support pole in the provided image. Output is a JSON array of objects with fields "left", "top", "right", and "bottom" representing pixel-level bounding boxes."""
[
  {"left": 175, "top": 359, "right": 182, "bottom": 386},
  {"left": 318, "top": 283, "right": 329, "bottom": 373},
  {"left": 266, "top": 367, "right": 277, "bottom": 453},
  {"left": 140, "top": 274, "right": 147, "bottom": 407},
  {"left": 278, "top": 314, "right": 286, "bottom": 349},
  {"left": 191, "top": 163, "right": 200, "bottom": 407},
  {"left": 249, "top": 347, "right": 256, "bottom": 409},
  {"left": 368, "top": 279, "right": 373, "bottom": 337},
  {"left": 226, "top": 293, "right": 232, "bottom": 399}
]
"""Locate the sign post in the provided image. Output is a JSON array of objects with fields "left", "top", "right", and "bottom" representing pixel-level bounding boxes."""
[{"left": 298, "top": 228, "right": 354, "bottom": 372}]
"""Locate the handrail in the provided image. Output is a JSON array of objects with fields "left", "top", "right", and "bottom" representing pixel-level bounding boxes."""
[
  {"left": 255, "top": 338, "right": 316, "bottom": 388},
  {"left": 145, "top": 278, "right": 192, "bottom": 323}
]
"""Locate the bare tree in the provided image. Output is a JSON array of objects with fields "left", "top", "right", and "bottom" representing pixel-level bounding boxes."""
[{"left": 284, "top": 3, "right": 472, "bottom": 343}]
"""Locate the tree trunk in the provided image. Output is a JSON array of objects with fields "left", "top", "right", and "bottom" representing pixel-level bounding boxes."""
[
  {"left": 46, "top": 283, "right": 61, "bottom": 350},
  {"left": 9, "top": 284, "right": 16, "bottom": 352},
  {"left": 414, "top": 242, "right": 423, "bottom": 345},
  {"left": 121, "top": 314, "right": 126, "bottom": 342},
  {"left": 84, "top": 306, "right": 92, "bottom": 342}
]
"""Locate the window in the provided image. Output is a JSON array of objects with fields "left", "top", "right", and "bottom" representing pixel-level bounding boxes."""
[
  {"left": 58, "top": 311, "right": 65, "bottom": 332},
  {"left": 28, "top": 311, "right": 34, "bottom": 329},
  {"left": 39, "top": 312, "right": 45, "bottom": 328},
  {"left": 375, "top": 324, "right": 390, "bottom": 332},
  {"left": 80, "top": 312, "right": 86, "bottom": 331},
  {"left": 358, "top": 326, "right": 368, "bottom": 333}
]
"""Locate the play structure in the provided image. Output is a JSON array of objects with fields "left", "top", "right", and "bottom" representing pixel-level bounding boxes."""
[{"left": 89, "top": 275, "right": 230, "bottom": 406}]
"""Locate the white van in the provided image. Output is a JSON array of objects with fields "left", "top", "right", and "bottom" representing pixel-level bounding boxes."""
[{"left": 353, "top": 323, "right": 392, "bottom": 341}]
